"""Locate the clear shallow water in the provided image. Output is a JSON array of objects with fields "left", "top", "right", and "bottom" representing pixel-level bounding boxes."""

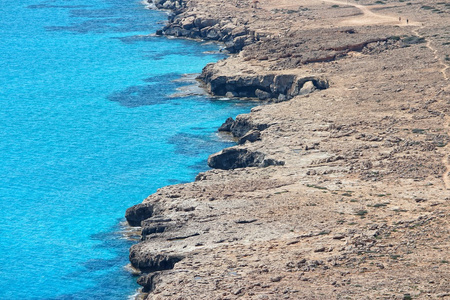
[{"left": 0, "top": 0, "right": 253, "bottom": 299}]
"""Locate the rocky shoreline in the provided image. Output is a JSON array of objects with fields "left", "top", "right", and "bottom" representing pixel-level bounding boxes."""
[{"left": 126, "top": 0, "right": 450, "bottom": 298}]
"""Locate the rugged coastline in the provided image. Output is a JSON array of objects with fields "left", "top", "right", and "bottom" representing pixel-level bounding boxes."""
[{"left": 127, "top": 0, "right": 449, "bottom": 298}]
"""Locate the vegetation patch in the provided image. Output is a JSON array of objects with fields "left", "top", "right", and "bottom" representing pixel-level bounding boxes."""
[
  {"left": 306, "top": 184, "right": 327, "bottom": 190},
  {"left": 402, "top": 36, "right": 426, "bottom": 45},
  {"left": 412, "top": 128, "right": 426, "bottom": 134},
  {"left": 355, "top": 210, "right": 368, "bottom": 217}
]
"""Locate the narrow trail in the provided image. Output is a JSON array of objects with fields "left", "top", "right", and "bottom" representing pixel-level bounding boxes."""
[
  {"left": 321, "top": 0, "right": 420, "bottom": 26},
  {"left": 321, "top": 0, "right": 450, "bottom": 189},
  {"left": 412, "top": 27, "right": 450, "bottom": 81},
  {"left": 410, "top": 28, "right": 450, "bottom": 190}
]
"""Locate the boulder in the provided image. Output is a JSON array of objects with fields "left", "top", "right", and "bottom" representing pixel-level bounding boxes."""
[
  {"left": 277, "top": 94, "right": 287, "bottom": 102},
  {"left": 300, "top": 81, "right": 317, "bottom": 95},
  {"left": 219, "top": 23, "right": 236, "bottom": 36},
  {"left": 180, "top": 16, "right": 195, "bottom": 30},
  {"left": 231, "top": 26, "right": 248, "bottom": 37},
  {"left": 194, "top": 17, "right": 218, "bottom": 29},
  {"left": 225, "top": 91, "right": 238, "bottom": 98},
  {"left": 218, "top": 117, "right": 235, "bottom": 132},
  {"left": 255, "top": 89, "right": 271, "bottom": 100},
  {"left": 163, "top": 26, "right": 190, "bottom": 37},
  {"left": 206, "top": 28, "right": 220, "bottom": 40}
]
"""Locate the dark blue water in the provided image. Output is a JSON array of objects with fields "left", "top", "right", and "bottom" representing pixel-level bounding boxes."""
[{"left": 0, "top": 0, "right": 252, "bottom": 298}]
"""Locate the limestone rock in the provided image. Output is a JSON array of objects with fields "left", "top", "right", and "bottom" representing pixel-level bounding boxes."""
[
  {"left": 125, "top": 203, "right": 154, "bottom": 227},
  {"left": 218, "top": 117, "right": 235, "bottom": 132},
  {"left": 129, "top": 244, "right": 184, "bottom": 272},
  {"left": 238, "top": 129, "right": 261, "bottom": 144},
  {"left": 255, "top": 89, "right": 271, "bottom": 100},
  {"left": 137, "top": 273, "right": 159, "bottom": 293},
  {"left": 207, "top": 147, "right": 284, "bottom": 170},
  {"left": 300, "top": 81, "right": 317, "bottom": 95}
]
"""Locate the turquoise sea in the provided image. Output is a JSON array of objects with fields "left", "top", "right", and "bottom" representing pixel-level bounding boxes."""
[{"left": 0, "top": 0, "right": 252, "bottom": 298}]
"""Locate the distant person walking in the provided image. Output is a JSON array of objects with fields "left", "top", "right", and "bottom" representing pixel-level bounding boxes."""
[
  {"left": 406, "top": 19, "right": 409, "bottom": 24},
  {"left": 252, "top": 0, "right": 259, "bottom": 8}
]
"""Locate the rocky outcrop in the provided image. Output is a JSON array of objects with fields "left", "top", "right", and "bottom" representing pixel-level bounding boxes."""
[
  {"left": 238, "top": 129, "right": 261, "bottom": 144},
  {"left": 153, "top": 1, "right": 256, "bottom": 53},
  {"left": 220, "top": 114, "right": 269, "bottom": 138},
  {"left": 152, "top": 0, "right": 184, "bottom": 10},
  {"left": 129, "top": 246, "right": 184, "bottom": 273},
  {"left": 198, "top": 66, "right": 329, "bottom": 100},
  {"left": 125, "top": 0, "right": 450, "bottom": 298},
  {"left": 140, "top": 216, "right": 178, "bottom": 240},
  {"left": 207, "top": 147, "right": 284, "bottom": 170},
  {"left": 136, "top": 273, "right": 159, "bottom": 293},
  {"left": 125, "top": 202, "right": 154, "bottom": 226}
]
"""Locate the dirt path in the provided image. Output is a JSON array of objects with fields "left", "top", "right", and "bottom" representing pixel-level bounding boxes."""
[
  {"left": 322, "top": 0, "right": 450, "bottom": 189},
  {"left": 410, "top": 28, "right": 450, "bottom": 190},
  {"left": 321, "top": 0, "right": 420, "bottom": 26}
]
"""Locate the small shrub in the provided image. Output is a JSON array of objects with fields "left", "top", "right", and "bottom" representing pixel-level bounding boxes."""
[
  {"left": 402, "top": 36, "right": 426, "bottom": 44},
  {"left": 355, "top": 210, "right": 368, "bottom": 216},
  {"left": 332, "top": 4, "right": 339, "bottom": 8},
  {"left": 412, "top": 128, "right": 426, "bottom": 134},
  {"left": 403, "top": 294, "right": 412, "bottom": 300},
  {"left": 306, "top": 184, "right": 327, "bottom": 190}
]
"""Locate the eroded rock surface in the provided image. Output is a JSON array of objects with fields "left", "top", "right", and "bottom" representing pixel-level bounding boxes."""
[{"left": 127, "top": 0, "right": 450, "bottom": 298}]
